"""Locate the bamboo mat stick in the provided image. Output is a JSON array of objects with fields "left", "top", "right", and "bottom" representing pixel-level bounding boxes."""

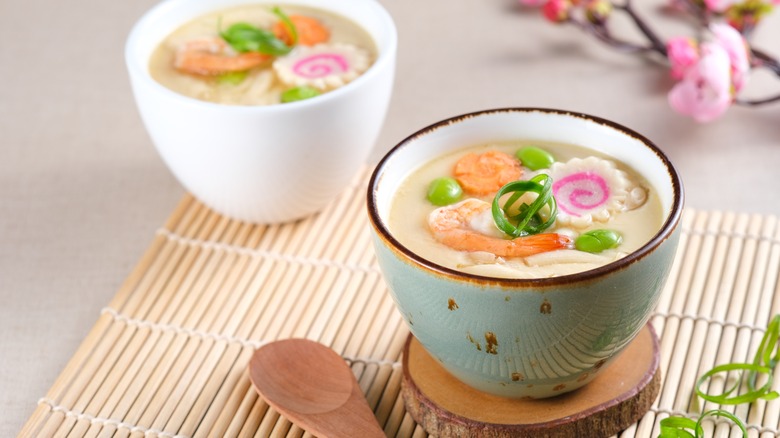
[
  {"left": 671, "top": 212, "right": 724, "bottom": 412},
  {"left": 688, "top": 211, "right": 740, "bottom": 414},
  {"left": 696, "top": 214, "right": 759, "bottom": 435},
  {"left": 641, "top": 209, "right": 697, "bottom": 436},
  {"left": 650, "top": 210, "right": 708, "bottom": 435},
  {"left": 703, "top": 215, "right": 760, "bottom": 411},
  {"left": 279, "top": 189, "right": 365, "bottom": 340},
  {"left": 296, "top": 193, "right": 372, "bottom": 343},
  {"left": 234, "top": 387, "right": 265, "bottom": 438},
  {"left": 122, "top": 211, "right": 241, "bottom": 434},
  {"left": 90, "top": 218, "right": 250, "bottom": 436},
  {"left": 104, "top": 206, "right": 225, "bottom": 438},
  {"left": 758, "top": 223, "right": 780, "bottom": 436},
  {"left": 736, "top": 215, "right": 778, "bottom": 432},
  {"left": 105, "top": 221, "right": 253, "bottom": 426},
  {"left": 181, "top": 243, "right": 290, "bottom": 436},
  {"left": 171, "top": 230, "right": 272, "bottom": 436},
  {"left": 182, "top": 232, "right": 275, "bottom": 437},
  {"left": 324, "top": 240, "right": 381, "bottom": 346},
  {"left": 314, "top": 248, "right": 378, "bottom": 351},
  {"left": 183, "top": 226, "right": 296, "bottom": 436},
  {"left": 714, "top": 215, "right": 770, "bottom": 438},
  {"left": 146, "top": 221, "right": 258, "bottom": 433},
  {"left": 34, "top": 200, "right": 204, "bottom": 436},
  {"left": 222, "top": 190, "right": 362, "bottom": 432},
  {"left": 38, "top": 202, "right": 213, "bottom": 438},
  {"left": 18, "top": 197, "right": 197, "bottom": 437},
  {"left": 746, "top": 216, "right": 780, "bottom": 437},
  {"left": 666, "top": 211, "right": 713, "bottom": 409}
]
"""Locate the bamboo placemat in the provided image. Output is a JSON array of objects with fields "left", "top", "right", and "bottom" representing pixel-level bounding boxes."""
[{"left": 19, "top": 168, "right": 780, "bottom": 438}]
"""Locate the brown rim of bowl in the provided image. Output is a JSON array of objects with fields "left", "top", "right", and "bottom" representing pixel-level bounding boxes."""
[{"left": 366, "top": 107, "right": 685, "bottom": 287}]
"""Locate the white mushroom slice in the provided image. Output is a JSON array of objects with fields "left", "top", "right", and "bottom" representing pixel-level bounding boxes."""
[
  {"left": 547, "top": 156, "right": 646, "bottom": 228},
  {"left": 273, "top": 43, "right": 370, "bottom": 91}
]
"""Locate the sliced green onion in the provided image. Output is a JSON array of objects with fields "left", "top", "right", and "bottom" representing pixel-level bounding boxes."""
[
  {"left": 658, "top": 416, "right": 701, "bottom": 438},
  {"left": 659, "top": 410, "right": 746, "bottom": 438},
  {"left": 753, "top": 314, "right": 780, "bottom": 370},
  {"left": 272, "top": 6, "right": 297, "bottom": 46},
  {"left": 695, "top": 315, "right": 780, "bottom": 405},
  {"left": 662, "top": 315, "right": 780, "bottom": 437},
  {"left": 491, "top": 174, "right": 557, "bottom": 238},
  {"left": 281, "top": 86, "right": 321, "bottom": 103},
  {"left": 695, "top": 362, "right": 778, "bottom": 404}
]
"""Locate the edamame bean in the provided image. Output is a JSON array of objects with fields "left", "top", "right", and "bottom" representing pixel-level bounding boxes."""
[
  {"left": 427, "top": 177, "right": 463, "bottom": 206},
  {"left": 575, "top": 229, "right": 622, "bottom": 253},
  {"left": 516, "top": 146, "right": 555, "bottom": 171}
]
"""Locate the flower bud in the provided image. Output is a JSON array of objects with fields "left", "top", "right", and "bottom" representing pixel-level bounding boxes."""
[
  {"left": 585, "top": 0, "right": 613, "bottom": 24},
  {"left": 542, "top": 0, "right": 572, "bottom": 22}
]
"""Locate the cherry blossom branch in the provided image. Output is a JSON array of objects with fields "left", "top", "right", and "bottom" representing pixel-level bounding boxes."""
[
  {"left": 522, "top": 0, "right": 780, "bottom": 121},
  {"left": 569, "top": 19, "right": 658, "bottom": 54},
  {"left": 616, "top": 0, "right": 668, "bottom": 57}
]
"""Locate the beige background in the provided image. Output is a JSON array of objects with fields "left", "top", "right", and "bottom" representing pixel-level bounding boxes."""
[{"left": 2, "top": 0, "right": 779, "bottom": 435}]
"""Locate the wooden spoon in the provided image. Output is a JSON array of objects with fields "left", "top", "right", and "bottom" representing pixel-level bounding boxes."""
[{"left": 248, "top": 338, "right": 386, "bottom": 438}]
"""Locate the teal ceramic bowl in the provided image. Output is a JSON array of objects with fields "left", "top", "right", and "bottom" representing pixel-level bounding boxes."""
[{"left": 367, "top": 108, "right": 684, "bottom": 399}]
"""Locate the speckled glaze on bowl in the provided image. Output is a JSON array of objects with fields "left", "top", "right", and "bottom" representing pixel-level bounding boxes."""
[{"left": 367, "top": 108, "right": 684, "bottom": 399}]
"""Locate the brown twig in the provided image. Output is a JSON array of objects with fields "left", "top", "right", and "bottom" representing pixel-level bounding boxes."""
[
  {"left": 559, "top": 0, "right": 780, "bottom": 106},
  {"left": 614, "top": 0, "right": 668, "bottom": 57},
  {"left": 735, "top": 94, "right": 780, "bottom": 106}
]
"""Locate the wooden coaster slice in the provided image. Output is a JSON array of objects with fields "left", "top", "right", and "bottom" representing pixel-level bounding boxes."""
[{"left": 402, "top": 324, "right": 660, "bottom": 438}]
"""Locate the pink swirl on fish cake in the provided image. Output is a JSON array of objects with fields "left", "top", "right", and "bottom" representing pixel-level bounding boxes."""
[
  {"left": 292, "top": 53, "right": 349, "bottom": 78},
  {"left": 552, "top": 172, "right": 610, "bottom": 217}
]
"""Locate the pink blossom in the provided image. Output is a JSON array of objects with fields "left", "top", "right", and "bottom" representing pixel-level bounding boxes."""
[
  {"left": 710, "top": 23, "right": 750, "bottom": 91},
  {"left": 667, "top": 37, "right": 699, "bottom": 80},
  {"left": 703, "top": 0, "right": 740, "bottom": 13},
  {"left": 542, "top": 0, "right": 571, "bottom": 22},
  {"left": 668, "top": 42, "right": 733, "bottom": 122}
]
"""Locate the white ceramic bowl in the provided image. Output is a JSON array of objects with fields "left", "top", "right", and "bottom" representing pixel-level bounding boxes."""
[
  {"left": 126, "top": 0, "right": 396, "bottom": 223},
  {"left": 368, "top": 108, "right": 684, "bottom": 398}
]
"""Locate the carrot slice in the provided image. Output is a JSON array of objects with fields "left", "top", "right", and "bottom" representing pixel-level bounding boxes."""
[
  {"left": 453, "top": 151, "right": 523, "bottom": 196},
  {"left": 273, "top": 15, "right": 330, "bottom": 46}
]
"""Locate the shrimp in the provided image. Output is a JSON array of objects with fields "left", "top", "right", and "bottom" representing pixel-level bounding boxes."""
[
  {"left": 453, "top": 150, "right": 522, "bottom": 196},
  {"left": 174, "top": 37, "right": 271, "bottom": 76},
  {"left": 428, "top": 199, "right": 572, "bottom": 258},
  {"left": 273, "top": 15, "right": 330, "bottom": 46}
]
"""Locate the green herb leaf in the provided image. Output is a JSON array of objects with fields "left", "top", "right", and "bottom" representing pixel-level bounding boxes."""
[
  {"left": 491, "top": 174, "right": 557, "bottom": 237},
  {"left": 220, "top": 22, "right": 292, "bottom": 56},
  {"left": 280, "top": 86, "right": 322, "bottom": 103},
  {"left": 216, "top": 71, "right": 248, "bottom": 85}
]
